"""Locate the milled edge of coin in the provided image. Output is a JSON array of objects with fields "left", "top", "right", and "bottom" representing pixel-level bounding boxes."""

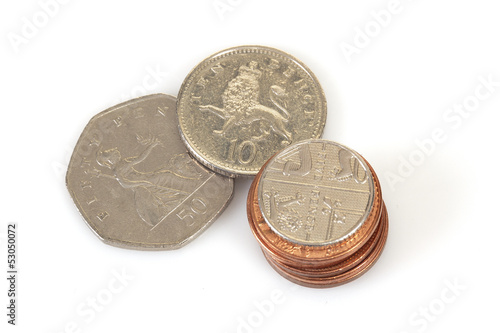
[
  {"left": 176, "top": 45, "right": 327, "bottom": 178},
  {"left": 250, "top": 160, "right": 382, "bottom": 264},
  {"left": 262, "top": 205, "right": 388, "bottom": 288},
  {"left": 66, "top": 93, "right": 234, "bottom": 251},
  {"left": 257, "top": 139, "right": 375, "bottom": 247},
  {"left": 264, "top": 204, "right": 386, "bottom": 278}
]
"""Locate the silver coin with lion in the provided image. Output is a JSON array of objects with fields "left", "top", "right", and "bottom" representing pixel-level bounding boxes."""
[
  {"left": 177, "top": 45, "right": 327, "bottom": 177},
  {"left": 66, "top": 94, "right": 233, "bottom": 250}
]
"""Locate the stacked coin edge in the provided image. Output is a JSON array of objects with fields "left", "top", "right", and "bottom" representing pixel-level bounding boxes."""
[{"left": 246, "top": 141, "right": 389, "bottom": 288}]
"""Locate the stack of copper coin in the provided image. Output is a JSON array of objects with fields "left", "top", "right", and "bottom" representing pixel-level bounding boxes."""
[{"left": 247, "top": 139, "right": 388, "bottom": 288}]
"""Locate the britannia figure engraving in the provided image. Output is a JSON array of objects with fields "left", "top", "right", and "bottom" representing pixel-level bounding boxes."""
[{"left": 90, "top": 136, "right": 204, "bottom": 227}]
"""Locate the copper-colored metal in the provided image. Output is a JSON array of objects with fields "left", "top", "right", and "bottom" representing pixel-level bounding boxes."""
[
  {"left": 262, "top": 205, "right": 388, "bottom": 288},
  {"left": 265, "top": 206, "right": 386, "bottom": 279},
  {"left": 246, "top": 141, "right": 389, "bottom": 288},
  {"left": 249, "top": 161, "right": 383, "bottom": 267}
]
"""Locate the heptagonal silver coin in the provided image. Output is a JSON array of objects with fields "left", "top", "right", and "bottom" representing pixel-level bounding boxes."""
[{"left": 66, "top": 94, "right": 234, "bottom": 250}]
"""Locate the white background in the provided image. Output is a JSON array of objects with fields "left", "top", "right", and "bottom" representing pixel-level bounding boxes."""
[{"left": 1, "top": 0, "right": 499, "bottom": 332}]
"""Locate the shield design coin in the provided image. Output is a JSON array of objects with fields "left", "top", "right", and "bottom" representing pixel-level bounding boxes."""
[
  {"left": 247, "top": 139, "right": 388, "bottom": 287},
  {"left": 66, "top": 94, "right": 234, "bottom": 250},
  {"left": 258, "top": 140, "right": 375, "bottom": 246},
  {"left": 177, "top": 45, "right": 327, "bottom": 177}
]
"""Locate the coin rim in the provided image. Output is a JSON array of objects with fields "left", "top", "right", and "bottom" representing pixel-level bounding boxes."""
[
  {"left": 262, "top": 204, "right": 388, "bottom": 288},
  {"left": 247, "top": 159, "right": 382, "bottom": 264}
]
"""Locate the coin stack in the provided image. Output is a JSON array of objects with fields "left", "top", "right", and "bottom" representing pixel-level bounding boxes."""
[
  {"left": 66, "top": 45, "right": 389, "bottom": 287},
  {"left": 247, "top": 140, "right": 388, "bottom": 288}
]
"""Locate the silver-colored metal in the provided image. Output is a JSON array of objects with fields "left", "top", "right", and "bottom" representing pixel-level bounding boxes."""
[
  {"left": 66, "top": 94, "right": 234, "bottom": 250},
  {"left": 177, "top": 45, "right": 327, "bottom": 178},
  {"left": 257, "top": 140, "right": 374, "bottom": 246}
]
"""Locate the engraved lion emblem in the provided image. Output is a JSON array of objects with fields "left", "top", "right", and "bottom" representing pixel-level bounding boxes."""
[{"left": 199, "top": 61, "right": 292, "bottom": 143}]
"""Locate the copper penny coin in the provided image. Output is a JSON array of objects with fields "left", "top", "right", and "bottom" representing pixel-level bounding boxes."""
[{"left": 246, "top": 139, "right": 388, "bottom": 287}]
